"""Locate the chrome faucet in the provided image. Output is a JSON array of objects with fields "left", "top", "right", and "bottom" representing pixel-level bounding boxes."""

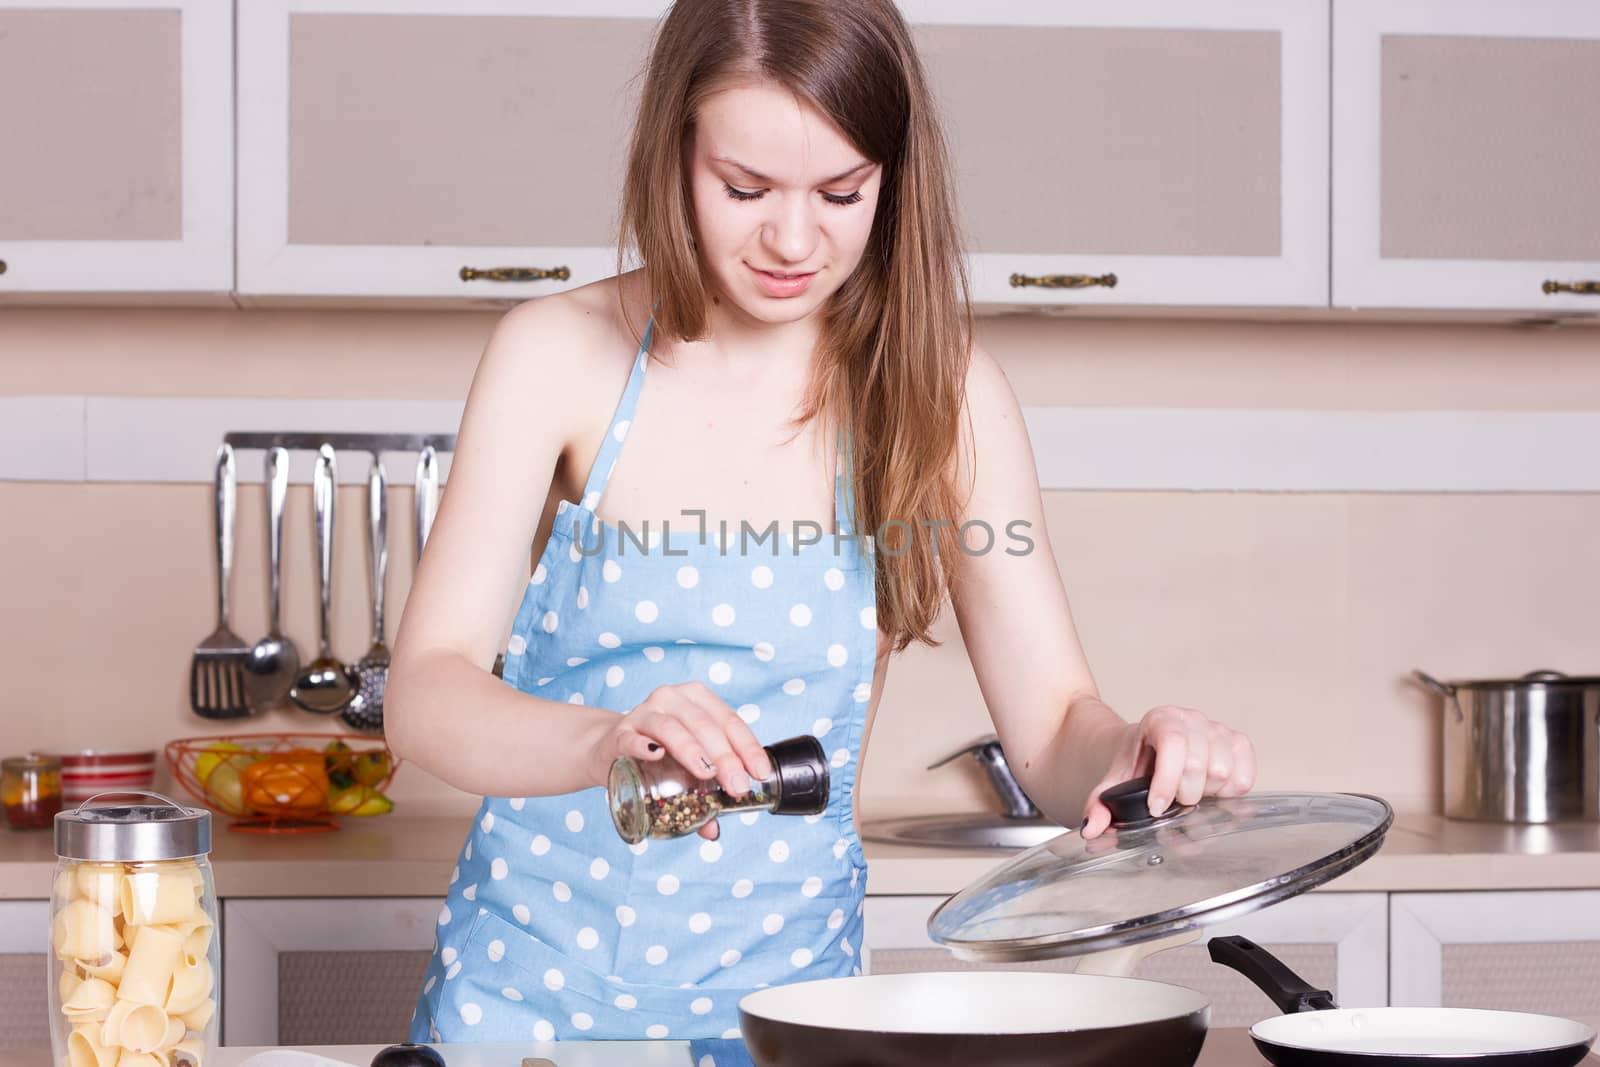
[{"left": 927, "top": 734, "right": 1040, "bottom": 819}]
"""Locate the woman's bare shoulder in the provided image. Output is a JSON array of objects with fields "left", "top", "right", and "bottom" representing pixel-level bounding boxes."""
[
  {"left": 471, "top": 272, "right": 651, "bottom": 432},
  {"left": 485, "top": 272, "right": 649, "bottom": 381}
]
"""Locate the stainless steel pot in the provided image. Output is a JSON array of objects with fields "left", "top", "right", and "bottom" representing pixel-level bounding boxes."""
[{"left": 1414, "top": 669, "right": 1600, "bottom": 823}]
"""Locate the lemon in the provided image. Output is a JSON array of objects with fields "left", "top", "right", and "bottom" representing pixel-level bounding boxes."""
[
  {"left": 203, "top": 761, "right": 250, "bottom": 816},
  {"left": 194, "top": 742, "right": 246, "bottom": 786}
]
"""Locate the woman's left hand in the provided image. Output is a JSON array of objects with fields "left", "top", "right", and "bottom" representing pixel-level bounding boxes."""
[{"left": 1080, "top": 706, "right": 1256, "bottom": 839}]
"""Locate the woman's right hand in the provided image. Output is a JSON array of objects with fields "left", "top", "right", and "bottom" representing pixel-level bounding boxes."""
[{"left": 587, "top": 681, "right": 775, "bottom": 840}]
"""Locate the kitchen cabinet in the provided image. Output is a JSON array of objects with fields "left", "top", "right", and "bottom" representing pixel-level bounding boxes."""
[
  {"left": 234, "top": 0, "right": 1329, "bottom": 310},
  {"left": 907, "top": 0, "right": 1331, "bottom": 311},
  {"left": 1332, "top": 0, "right": 1600, "bottom": 316},
  {"left": 0, "top": 901, "right": 48, "bottom": 1051},
  {"left": 863, "top": 891, "right": 1388, "bottom": 1028},
  {"left": 0, "top": 0, "right": 233, "bottom": 301},
  {"left": 221, "top": 898, "right": 440, "bottom": 1047},
  {"left": 1390, "top": 890, "right": 1600, "bottom": 1031},
  {"left": 235, "top": 0, "right": 663, "bottom": 305}
]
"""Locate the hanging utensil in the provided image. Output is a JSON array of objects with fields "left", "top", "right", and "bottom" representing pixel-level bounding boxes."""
[
  {"left": 1210, "top": 935, "right": 1594, "bottom": 1067},
  {"left": 415, "top": 444, "right": 438, "bottom": 563},
  {"left": 245, "top": 446, "right": 302, "bottom": 712},
  {"left": 342, "top": 455, "right": 389, "bottom": 733},
  {"left": 289, "top": 444, "right": 356, "bottom": 714},
  {"left": 189, "top": 444, "right": 252, "bottom": 719}
]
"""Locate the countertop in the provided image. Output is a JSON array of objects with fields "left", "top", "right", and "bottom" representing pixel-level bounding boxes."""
[
  {"left": 0, "top": 1031, "right": 1273, "bottom": 1067},
  {"left": 9, "top": 810, "right": 1600, "bottom": 899}
]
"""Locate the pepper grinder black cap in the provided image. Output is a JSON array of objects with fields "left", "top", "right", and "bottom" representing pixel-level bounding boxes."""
[
  {"left": 370, "top": 1045, "right": 446, "bottom": 1067},
  {"left": 767, "top": 735, "right": 829, "bottom": 815}
]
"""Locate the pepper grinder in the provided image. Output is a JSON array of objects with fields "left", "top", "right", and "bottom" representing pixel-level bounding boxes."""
[{"left": 608, "top": 735, "right": 829, "bottom": 844}]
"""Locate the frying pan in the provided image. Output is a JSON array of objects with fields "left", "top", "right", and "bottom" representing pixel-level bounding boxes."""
[
  {"left": 1209, "top": 935, "right": 1597, "bottom": 1067},
  {"left": 739, "top": 969, "right": 1210, "bottom": 1067}
]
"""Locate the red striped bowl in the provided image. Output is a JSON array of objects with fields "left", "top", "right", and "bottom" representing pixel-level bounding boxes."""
[{"left": 51, "top": 750, "right": 158, "bottom": 804}]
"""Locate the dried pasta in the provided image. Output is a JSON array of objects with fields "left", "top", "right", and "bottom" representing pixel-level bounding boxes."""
[
  {"left": 68, "top": 1025, "right": 119, "bottom": 1067},
  {"left": 172, "top": 1037, "right": 204, "bottom": 1067},
  {"left": 76, "top": 866, "right": 124, "bottom": 912},
  {"left": 53, "top": 860, "right": 215, "bottom": 1067},
  {"left": 176, "top": 1000, "right": 213, "bottom": 1034},
  {"left": 121, "top": 871, "right": 198, "bottom": 927},
  {"left": 83, "top": 951, "right": 128, "bottom": 985},
  {"left": 163, "top": 954, "right": 212, "bottom": 1016},
  {"left": 54, "top": 901, "right": 117, "bottom": 962},
  {"left": 118, "top": 926, "right": 183, "bottom": 1008},
  {"left": 120, "top": 1004, "right": 170, "bottom": 1055}
]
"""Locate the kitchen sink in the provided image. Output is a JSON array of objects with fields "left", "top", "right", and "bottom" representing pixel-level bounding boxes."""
[{"left": 861, "top": 812, "right": 1069, "bottom": 851}]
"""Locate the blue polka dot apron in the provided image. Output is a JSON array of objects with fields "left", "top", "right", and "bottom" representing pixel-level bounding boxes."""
[{"left": 411, "top": 321, "right": 876, "bottom": 1066}]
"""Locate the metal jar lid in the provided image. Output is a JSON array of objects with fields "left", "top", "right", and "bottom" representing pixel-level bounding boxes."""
[{"left": 55, "top": 791, "right": 212, "bottom": 862}]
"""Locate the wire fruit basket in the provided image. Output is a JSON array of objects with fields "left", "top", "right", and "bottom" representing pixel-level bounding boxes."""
[{"left": 165, "top": 732, "right": 401, "bottom": 834}]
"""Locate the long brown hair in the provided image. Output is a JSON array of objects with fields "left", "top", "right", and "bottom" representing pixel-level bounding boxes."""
[{"left": 619, "top": 0, "right": 973, "bottom": 653}]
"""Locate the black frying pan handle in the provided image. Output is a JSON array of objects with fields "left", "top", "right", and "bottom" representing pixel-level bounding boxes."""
[{"left": 1208, "top": 936, "right": 1338, "bottom": 1014}]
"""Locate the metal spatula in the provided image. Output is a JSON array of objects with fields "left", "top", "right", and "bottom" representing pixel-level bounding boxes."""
[{"left": 189, "top": 443, "right": 252, "bottom": 719}]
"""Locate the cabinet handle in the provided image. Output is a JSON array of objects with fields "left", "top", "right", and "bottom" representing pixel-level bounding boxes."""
[
  {"left": 0, "top": 259, "right": 7, "bottom": 275},
  {"left": 459, "top": 265, "right": 571, "bottom": 283},
  {"left": 1009, "top": 272, "right": 1117, "bottom": 290},
  {"left": 1542, "top": 280, "right": 1600, "bottom": 296}
]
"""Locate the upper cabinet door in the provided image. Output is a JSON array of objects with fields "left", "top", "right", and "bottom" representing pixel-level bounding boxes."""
[
  {"left": 0, "top": 0, "right": 232, "bottom": 299},
  {"left": 906, "top": 1, "right": 1330, "bottom": 311},
  {"left": 1334, "top": 0, "right": 1600, "bottom": 315},
  {"left": 237, "top": 0, "right": 665, "bottom": 305}
]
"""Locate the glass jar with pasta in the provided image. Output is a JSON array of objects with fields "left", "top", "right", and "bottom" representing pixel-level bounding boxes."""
[{"left": 50, "top": 793, "right": 217, "bottom": 1067}]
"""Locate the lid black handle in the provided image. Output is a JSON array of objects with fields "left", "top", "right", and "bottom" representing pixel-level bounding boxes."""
[
  {"left": 1100, "top": 776, "right": 1182, "bottom": 829},
  {"left": 1207, "top": 935, "right": 1337, "bottom": 1015}
]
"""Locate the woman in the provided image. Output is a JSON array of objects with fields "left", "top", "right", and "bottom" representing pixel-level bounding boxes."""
[{"left": 386, "top": 0, "right": 1256, "bottom": 1053}]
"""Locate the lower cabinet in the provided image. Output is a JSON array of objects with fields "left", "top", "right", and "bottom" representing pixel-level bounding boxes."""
[
  {"left": 863, "top": 891, "right": 1390, "bottom": 1028},
  {"left": 221, "top": 899, "right": 440, "bottom": 1048},
  {"left": 1391, "top": 890, "right": 1600, "bottom": 1031},
  {"left": 209, "top": 889, "right": 1600, "bottom": 1048},
  {"left": 0, "top": 900, "right": 50, "bottom": 1051}
]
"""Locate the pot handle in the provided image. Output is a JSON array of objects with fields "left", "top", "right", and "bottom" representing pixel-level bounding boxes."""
[
  {"left": 1412, "top": 670, "right": 1464, "bottom": 724},
  {"left": 1522, "top": 670, "right": 1568, "bottom": 682},
  {"left": 1208, "top": 935, "right": 1338, "bottom": 1015},
  {"left": 1412, "top": 670, "right": 1454, "bottom": 698}
]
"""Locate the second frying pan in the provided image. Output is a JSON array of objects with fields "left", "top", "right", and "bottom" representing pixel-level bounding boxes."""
[{"left": 1210, "top": 936, "right": 1596, "bottom": 1067}]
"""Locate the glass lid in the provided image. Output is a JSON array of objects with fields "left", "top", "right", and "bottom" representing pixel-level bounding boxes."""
[{"left": 927, "top": 778, "right": 1393, "bottom": 963}]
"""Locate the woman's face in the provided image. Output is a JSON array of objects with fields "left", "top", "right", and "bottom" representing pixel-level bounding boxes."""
[{"left": 687, "top": 80, "right": 883, "bottom": 326}]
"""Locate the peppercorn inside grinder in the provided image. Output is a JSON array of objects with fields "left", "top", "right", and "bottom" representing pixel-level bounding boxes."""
[{"left": 607, "top": 735, "right": 829, "bottom": 844}]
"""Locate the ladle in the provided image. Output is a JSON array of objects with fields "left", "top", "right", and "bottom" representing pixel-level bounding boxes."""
[
  {"left": 289, "top": 444, "right": 356, "bottom": 714},
  {"left": 245, "top": 446, "right": 302, "bottom": 711}
]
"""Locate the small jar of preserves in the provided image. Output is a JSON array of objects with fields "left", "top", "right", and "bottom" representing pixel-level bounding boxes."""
[
  {"left": 608, "top": 735, "right": 829, "bottom": 844},
  {"left": 49, "top": 793, "right": 218, "bottom": 1067},
  {"left": 3, "top": 754, "right": 63, "bottom": 830}
]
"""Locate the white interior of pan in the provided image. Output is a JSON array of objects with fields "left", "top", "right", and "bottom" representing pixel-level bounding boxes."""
[
  {"left": 739, "top": 972, "right": 1208, "bottom": 1034},
  {"left": 1254, "top": 1008, "right": 1596, "bottom": 1055}
]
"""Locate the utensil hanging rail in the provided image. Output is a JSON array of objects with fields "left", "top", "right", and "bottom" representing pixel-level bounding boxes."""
[{"left": 223, "top": 431, "right": 456, "bottom": 453}]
